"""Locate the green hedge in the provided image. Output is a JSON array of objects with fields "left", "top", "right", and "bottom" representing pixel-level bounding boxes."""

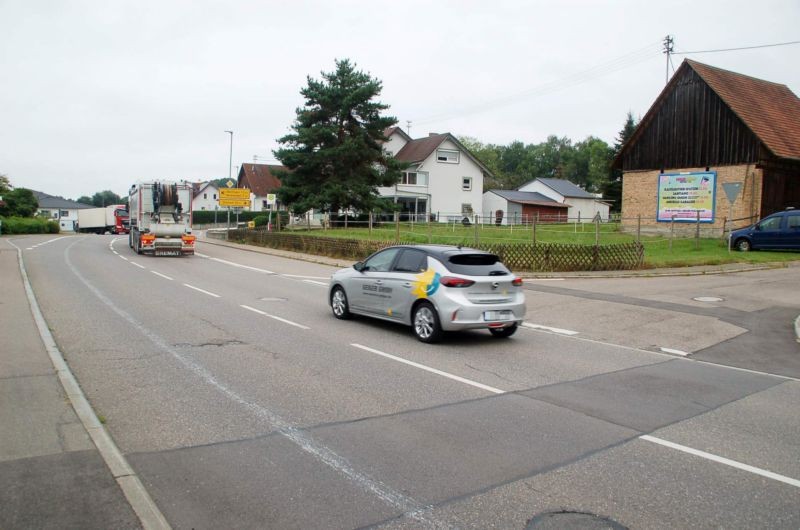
[
  {"left": 0, "top": 216, "right": 60, "bottom": 234},
  {"left": 192, "top": 210, "right": 289, "bottom": 225}
]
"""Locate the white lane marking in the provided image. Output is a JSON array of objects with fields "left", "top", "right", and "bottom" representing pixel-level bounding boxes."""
[
  {"left": 26, "top": 247, "right": 34, "bottom": 250},
  {"left": 240, "top": 305, "right": 310, "bottom": 329},
  {"left": 195, "top": 252, "right": 274, "bottom": 274},
  {"left": 151, "top": 271, "right": 173, "bottom": 281},
  {"left": 303, "top": 280, "right": 329, "bottom": 287},
  {"left": 119, "top": 256, "right": 129, "bottom": 261},
  {"left": 660, "top": 347, "right": 690, "bottom": 356},
  {"left": 284, "top": 274, "right": 330, "bottom": 280},
  {"left": 641, "top": 435, "right": 800, "bottom": 488},
  {"left": 112, "top": 251, "right": 119, "bottom": 255},
  {"left": 130, "top": 262, "right": 146, "bottom": 269},
  {"left": 183, "top": 283, "right": 221, "bottom": 298},
  {"left": 525, "top": 278, "right": 565, "bottom": 281},
  {"left": 351, "top": 343, "right": 505, "bottom": 395},
  {"left": 522, "top": 322, "right": 579, "bottom": 336},
  {"left": 62, "top": 243, "right": 435, "bottom": 527}
]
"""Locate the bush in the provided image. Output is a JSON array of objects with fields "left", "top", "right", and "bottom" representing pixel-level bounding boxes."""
[
  {"left": 252, "top": 215, "right": 269, "bottom": 227},
  {"left": 0, "top": 216, "right": 60, "bottom": 234}
]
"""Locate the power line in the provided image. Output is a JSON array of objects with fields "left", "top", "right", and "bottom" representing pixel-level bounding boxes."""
[
  {"left": 413, "top": 40, "right": 663, "bottom": 126},
  {"left": 672, "top": 40, "right": 800, "bottom": 55}
]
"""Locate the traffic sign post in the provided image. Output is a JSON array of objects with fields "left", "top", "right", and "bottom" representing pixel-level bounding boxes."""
[{"left": 219, "top": 188, "right": 250, "bottom": 208}]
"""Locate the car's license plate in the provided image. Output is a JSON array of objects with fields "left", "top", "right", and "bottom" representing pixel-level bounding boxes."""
[
  {"left": 484, "top": 310, "right": 512, "bottom": 321},
  {"left": 156, "top": 250, "right": 180, "bottom": 256}
]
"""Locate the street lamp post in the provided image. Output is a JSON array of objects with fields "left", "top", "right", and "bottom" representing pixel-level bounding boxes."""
[{"left": 225, "top": 130, "right": 233, "bottom": 236}]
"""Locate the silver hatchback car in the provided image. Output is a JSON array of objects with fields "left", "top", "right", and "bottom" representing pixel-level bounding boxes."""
[{"left": 328, "top": 245, "right": 526, "bottom": 343}]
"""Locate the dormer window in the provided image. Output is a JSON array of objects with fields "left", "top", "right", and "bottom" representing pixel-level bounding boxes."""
[{"left": 436, "top": 149, "right": 459, "bottom": 163}]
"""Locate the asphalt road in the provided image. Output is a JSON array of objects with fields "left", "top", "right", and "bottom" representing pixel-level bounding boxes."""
[{"left": 15, "top": 233, "right": 800, "bottom": 529}]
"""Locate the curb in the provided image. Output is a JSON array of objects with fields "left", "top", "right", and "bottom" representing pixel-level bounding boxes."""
[{"left": 9, "top": 240, "right": 171, "bottom": 530}]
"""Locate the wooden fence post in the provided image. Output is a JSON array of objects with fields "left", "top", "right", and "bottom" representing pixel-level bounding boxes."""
[
  {"left": 637, "top": 214, "right": 641, "bottom": 243},
  {"left": 474, "top": 214, "right": 479, "bottom": 244},
  {"left": 695, "top": 210, "right": 701, "bottom": 249},
  {"left": 369, "top": 211, "right": 373, "bottom": 236},
  {"left": 670, "top": 215, "right": 675, "bottom": 251},
  {"left": 395, "top": 211, "right": 400, "bottom": 241},
  {"left": 427, "top": 215, "right": 432, "bottom": 243}
]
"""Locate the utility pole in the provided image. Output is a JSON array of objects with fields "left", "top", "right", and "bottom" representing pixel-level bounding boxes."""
[
  {"left": 224, "top": 130, "right": 234, "bottom": 181},
  {"left": 663, "top": 35, "right": 674, "bottom": 85},
  {"left": 406, "top": 120, "right": 412, "bottom": 137}
]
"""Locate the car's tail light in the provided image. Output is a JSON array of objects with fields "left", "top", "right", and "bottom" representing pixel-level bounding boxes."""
[
  {"left": 141, "top": 234, "right": 156, "bottom": 244},
  {"left": 511, "top": 277, "right": 523, "bottom": 287},
  {"left": 182, "top": 234, "right": 196, "bottom": 245},
  {"left": 440, "top": 276, "right": 475, "bottom": 288}
]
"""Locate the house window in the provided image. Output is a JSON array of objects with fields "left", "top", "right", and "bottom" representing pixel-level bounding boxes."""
[
  {"left": 213, "top": 193, "right": 217, "bottom": 200},
  {"left": 436, "top": 149, "right": 459, "bottom": 163},
  {"left": 60, "top": 210, "right": 69, "bottom": 217},
  {"left": 461, "top": 203, "right": 473, "bottom": 216},
  {"left": 400, "top": 171, "right": 428, "bottom": 186},
  {"left": 462, "top": 177, "right": 472, "bottom": 191},
  {"left": 204, "top": 193, "right": 207, "bottom": 199}
]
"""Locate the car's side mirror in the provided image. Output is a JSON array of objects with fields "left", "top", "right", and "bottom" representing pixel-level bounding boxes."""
[
  {"left": 353, "top": 261, "right": 365, "bottom": 272},
  {"left": 754, "top": 224, "right": 761, "bottom": 231}
]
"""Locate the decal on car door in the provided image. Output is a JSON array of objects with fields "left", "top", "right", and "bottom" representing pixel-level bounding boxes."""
[{"left": 411, "top": 268, "right": 441, "bottom": 298}]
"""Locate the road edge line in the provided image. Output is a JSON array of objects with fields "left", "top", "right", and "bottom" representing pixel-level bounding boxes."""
[{"left": 10, "top": 240, "right": 171, "bottom": 530}]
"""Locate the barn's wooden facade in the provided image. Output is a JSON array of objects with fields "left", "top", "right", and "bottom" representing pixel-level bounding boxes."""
[{"left": 617, "top": 60, "right": 800, "bottom": 228}]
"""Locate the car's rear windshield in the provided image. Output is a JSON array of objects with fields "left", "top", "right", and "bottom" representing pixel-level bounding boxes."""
[{"left": 445, "top": 254, "right": 510, "bottom": 276}]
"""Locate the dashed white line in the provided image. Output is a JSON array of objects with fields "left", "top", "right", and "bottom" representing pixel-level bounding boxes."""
[
  {"left": 130, "top": 262, "right": 146, "bottom": 269},
  {"left": 183, "top": 283, "right": 221, "bottom": 298},
  {"left": 285, "top": 274, "right": 330, "bottom": 280},
  {"left": 195, "top": 253, "right": 274, "bottom": 274},
  {"left": 303, "top": 280, "right": 329, "bottom": 287},
  {"left": 660, "top": 347, "right": 690, "bottom": 356},
  {"left": 351, "top": 343, "right": 505, "bottom": 395},
  {"left": 112, "top": 251, "right": 119, "bottom": 255},
  {"left": 119, "top": 256, "right": 129, "bottom": 261},
  {"left": 240, "top": 305, "right": 310, "bottom": 329},
  {"left": 522, "top": 322, "right": 580, "bottom": 336},
  {"left": 151, "top": 271, "right": 173, "bottom": 281},
  {"left": 640, "top": 435, "right": 800, "bottom": 488}
]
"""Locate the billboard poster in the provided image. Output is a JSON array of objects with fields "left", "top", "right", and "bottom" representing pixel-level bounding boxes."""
[{"left": 656, "top": 171, "right": 716, "bottom": 222}]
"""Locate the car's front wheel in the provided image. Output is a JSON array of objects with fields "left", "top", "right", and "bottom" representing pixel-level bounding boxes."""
[
  {"left": 489, "top": 323, "right": 518, "bottom": 338},
  {"left": 413, "top": 301, "right": 442, "bottom": 343},
  {"left": 735, "top": 238, "right": 752, "bottom": 252},
  {"left": 331, "top": 286, "right": 351, "bottom": 319}
]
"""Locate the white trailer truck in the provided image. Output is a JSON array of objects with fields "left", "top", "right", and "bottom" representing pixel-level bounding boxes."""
[
  {"left": 77, "top": 205, "right": 129, "bottom": 234},
  {"left": 128, "top": 180, "right": 195, "bottom": 256}
]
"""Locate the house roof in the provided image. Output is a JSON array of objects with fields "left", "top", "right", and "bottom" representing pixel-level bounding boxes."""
[
  {"left": 394, "top": 132, "right": 494, "bottom": 177},
  {"left": 686, "top": 60, "right": 800, "bottom": 161},
  {"left": 32, "top": 191, "right": 93, "bottom": 210},
  {"left": 194, "top": 181, "right": 219, "bottom": 198},
  {"left": 524, "top": 178, "right": 595, "bottom": 199},
  {"left": 488, "top": 189, "right": 569, "bottom": 208},
  {"left": 237, "top": 163, "right": 285, "bottom": 197},
  {"left": 617, "top": 60, "right": 800, "bottom": 165},
  {"left": 383, "top": 126, "right": 411, "bottom": 142}
]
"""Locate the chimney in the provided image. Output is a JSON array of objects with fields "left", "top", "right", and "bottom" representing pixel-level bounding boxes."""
[{"left": 429, "top": 132, "right": 438, "bottom": 137}]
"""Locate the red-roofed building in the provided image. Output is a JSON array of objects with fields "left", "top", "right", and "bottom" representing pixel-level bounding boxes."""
[
  {"left": 380, "top": 129, "right": 496, "bottom": 221},
  {"left": 615, "top": 59, "right": 800, "bottom": 232},
  {"left": 237, "top": 163, "right": 286, "bottom": 212}
]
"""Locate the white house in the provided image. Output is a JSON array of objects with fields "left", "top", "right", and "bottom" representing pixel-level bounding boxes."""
[
  {"left": 518, "top": 178, "right": 610, "bottom": 222},
  {"left": 32, "top": 191, "right": 93, "bottom": 232},
  {"left": 379, "top": 128, "right": 495, "bottom": 222},
  {"left": 192, "top": 181, "right": 221, "bottom": 211}
]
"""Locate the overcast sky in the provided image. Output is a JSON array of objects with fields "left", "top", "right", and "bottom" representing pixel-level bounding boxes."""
[{"left": 2, "top": 0, "right": 798, "bottom": 200}]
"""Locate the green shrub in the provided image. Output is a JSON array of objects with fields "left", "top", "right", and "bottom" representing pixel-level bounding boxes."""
[
  {"left": 0, "top": 216, "right": 60, "bottom": 234},
  {"left": 192, "top": 209, "right": 290, "bottom": 227},
  {"left": 252, "top": 215, "right": 269, "bottom": 227}
]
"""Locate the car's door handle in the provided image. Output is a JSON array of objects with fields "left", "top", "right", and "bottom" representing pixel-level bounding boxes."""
[
  {"left": 403, "top": 283, "right": 411, "bottom": 288},
  {"left": 375, "top": 280, "right": 382, "bottom": 284}
]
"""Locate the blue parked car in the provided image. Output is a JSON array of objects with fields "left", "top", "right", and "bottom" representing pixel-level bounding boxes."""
[{"left": 730, "top": 208, "right": 800, "bottom": 251}]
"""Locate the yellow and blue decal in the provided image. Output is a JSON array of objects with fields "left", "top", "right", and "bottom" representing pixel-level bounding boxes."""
[{"left": 411, "top": 268, "right": 441, "bottom": 298}]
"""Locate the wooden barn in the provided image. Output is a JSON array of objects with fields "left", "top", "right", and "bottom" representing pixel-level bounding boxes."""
[{"left": 615, "top": 59, "right": 800, "bottom": 232}]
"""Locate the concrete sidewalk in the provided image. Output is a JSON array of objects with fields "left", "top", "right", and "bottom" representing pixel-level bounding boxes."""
[{"left": 0, "top": 243, "right": 142, "bottom": 529}]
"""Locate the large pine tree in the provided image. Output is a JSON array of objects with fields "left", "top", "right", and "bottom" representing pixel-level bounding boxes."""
[
  {"left": 274, "top": 59, "right": 404, "bottom": 214},
  {"left": 602, "top": 111, "right": 638, "bottom": 213}
]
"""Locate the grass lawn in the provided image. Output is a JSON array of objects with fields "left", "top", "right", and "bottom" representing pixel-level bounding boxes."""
[{"left": 287, "top": 221, "right": 800, "bottom": 268}]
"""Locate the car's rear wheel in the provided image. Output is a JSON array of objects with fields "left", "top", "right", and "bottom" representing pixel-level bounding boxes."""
[
  {"left": 489, "top": 323, "right": 518, "bottom": 338},
  {"left": 735, "top": 238, "right": 752, "bottom": 252},
  {"left": 413, "top": 301, "right": 442, "bottom": 343},
  {"left": 331, "top": 286, "right": 351, "bottom": 319}
]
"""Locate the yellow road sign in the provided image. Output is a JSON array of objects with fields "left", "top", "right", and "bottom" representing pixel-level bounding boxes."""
[
  {"left": 220, "top": 188, "right": 250, "bottom": 200},
  {"left": 219, "top": 198, "right": 250, "bottom": 207}
]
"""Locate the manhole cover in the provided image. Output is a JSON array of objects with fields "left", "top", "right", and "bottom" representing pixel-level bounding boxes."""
[
  {"left": 693, "top": 296, "right": 724, "bottom": 302},
  {"left": 527, "top": 511, "right": 628, "bottom": 530},
  {"left": 259, "top": 297, "right": 288, "bottom": 302}
]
